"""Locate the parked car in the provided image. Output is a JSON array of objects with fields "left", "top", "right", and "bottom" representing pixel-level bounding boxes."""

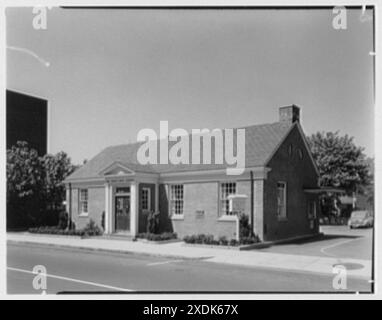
[{"left": 348, "top": 210, "right": 374, "bottom": 229}]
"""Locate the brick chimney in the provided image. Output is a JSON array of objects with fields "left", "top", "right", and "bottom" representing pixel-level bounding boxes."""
[{"left": 279, "top": 105, "right": 300, "bottom": 124}]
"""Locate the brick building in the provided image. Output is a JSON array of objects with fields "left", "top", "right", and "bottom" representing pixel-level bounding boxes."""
[{"left": 64, "top": 105, "right": 320, "bottom": 241}]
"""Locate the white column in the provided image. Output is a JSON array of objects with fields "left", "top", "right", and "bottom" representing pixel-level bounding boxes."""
[
  {"left": 130, "top": 181, "right": 138, "bottom": 237},
  {"left": 253, "top": 180, "right": 264, "bottom": 241},
  {"left": 109, "top": 184, "right": 114, "bottom": 233},
  {"left": 104, "top": 183, "right": 111, "bottom": 234},
  {"left": 65, "top": 188, "right": 70, "bottom": 214}
]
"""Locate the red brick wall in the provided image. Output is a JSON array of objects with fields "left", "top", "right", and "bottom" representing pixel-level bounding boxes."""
[
  {"left": 159, "top": 181, "right": 249, "bottom": 240},
  {"left": 263, "top": 125, "right": 320, "bottom": 241},
  {"left": 70, "top": 187, "right": 105, "bottom": 230}
]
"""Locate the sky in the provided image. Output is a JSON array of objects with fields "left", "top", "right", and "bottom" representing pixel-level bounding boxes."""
[{"left": 6, "top": 7, "right": 374, "bottom": 165}]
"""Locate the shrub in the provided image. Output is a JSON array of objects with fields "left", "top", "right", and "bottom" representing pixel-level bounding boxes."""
[
  {"left": 29, "top": 219, "right": 103, "bottom": 237},
  {"left": 229, "top": 239, "right": 238, "bottom": 246},
  {"left": 82, "top": 219, "right": 103, "bottom": 236},
  {"left": 57, "top": 211, "right": 68, "bottom": 230},
  {"left": 147, "top": 210, "right": 160, "bottom": 234},
  {"left": 183, "top": 233, "right": 260, "bottom": 246},
  {"left": 240, "top": 235, "right": 260, "bottom": 245},
  {"left": 183, "top": 235, "right": 196, "bottom": 244},
  {"left": 184, "top": 234, "right": 235, "bottom": 246},
  {"left": 101, "top": 211, "right": 105, "bottom": 230},
  {"left": 239, "top": 213, "right": 252, "bottom": 238},
  {"left": 218, "top": 236, "right": 228, "bottom": 246},
  {"left": 136, "top": 232, "right": 177, "bottom": 241},
  {"left": 29, "top": 226, "right": 84, "bottom": 236}
]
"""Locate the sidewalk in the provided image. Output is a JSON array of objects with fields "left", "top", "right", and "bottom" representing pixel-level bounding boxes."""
[{"left": 7, "top": 233, "right": 372, "bottom": 280}]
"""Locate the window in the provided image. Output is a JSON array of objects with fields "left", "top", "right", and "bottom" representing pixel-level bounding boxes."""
[
  {"left": 141, "top": 187, "right": 151, "bottom": 211},
  {"left": 79, "top": 189, "right": 88, "bottom": 215},
  {"left": 308, "top": 200, "right": 316, "bottom": 219},
  {"left": 116, "top": 187, "right": 130, "bottom": 194},
  {"left": 277, "top": 182, "right": 287, "bottom": 219},
  {"left": 220, "top": 182, "right": 236, "bottom": 216},
  {"left": 170, "top": 185, "right": 184, "bottom": 216}
]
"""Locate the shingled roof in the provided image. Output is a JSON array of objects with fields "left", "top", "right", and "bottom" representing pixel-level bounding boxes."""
[{"left": 65, "top": 121, "right": 294, "bottom": 181}]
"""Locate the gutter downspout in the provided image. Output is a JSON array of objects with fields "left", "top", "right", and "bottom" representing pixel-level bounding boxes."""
[
  {"left": 250, "top": 170, "right": 254, "bottom": 237},
  {"left": 69, "top": 183, "right": 72, "bottom": 230}
]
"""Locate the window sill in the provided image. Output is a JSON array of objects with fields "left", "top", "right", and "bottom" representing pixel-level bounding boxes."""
[
  {"left": 79, "top": 213, "right": 89, "bottom": 218},
  {"left": 171, "top": 215, "right": 184, "bottom": 221},
  {"left": 218, "top": 215, "right": 238, "bottom": 222}
]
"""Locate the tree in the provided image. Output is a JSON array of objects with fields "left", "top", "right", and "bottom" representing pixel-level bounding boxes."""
[
  {"left": 7, "top": 141, "right": 77, "bottom": 229},
  {"left": 307, "top": 131, "right": 371, "bottom": 194},
  {"left": 42, "top": 152, "right": 77, "bottom": 211},
  {"left": 358, "top": 157, "right": 374, "bottom": 208},
  {"left": 7, "top": 141, "right": 44, "bottom": 228}
]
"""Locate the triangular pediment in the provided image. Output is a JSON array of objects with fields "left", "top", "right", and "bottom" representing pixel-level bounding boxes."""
[{"left": 99, "top": 162, "right": 135, "bottom": 176}]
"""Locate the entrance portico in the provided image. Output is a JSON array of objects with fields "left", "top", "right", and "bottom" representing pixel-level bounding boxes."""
[{"left": 102, "top": 162, "right": 158, "bottom": 237}]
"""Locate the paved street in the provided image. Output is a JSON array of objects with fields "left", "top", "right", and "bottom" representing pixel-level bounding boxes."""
[
  {"left": 258, "top": 226, "right": 373, "bottom": 260},
  {"left": 7, "top": 232, "right": 372, "bottom": 294}
]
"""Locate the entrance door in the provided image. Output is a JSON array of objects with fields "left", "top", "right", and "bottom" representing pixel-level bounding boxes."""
[{"left": 115, "top": 195, "right": 130, "bottom": 232}]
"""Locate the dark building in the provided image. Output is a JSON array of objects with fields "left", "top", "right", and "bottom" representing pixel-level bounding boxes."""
[{"left": 6, "top": 90, "right": 48, "bottom": 155}]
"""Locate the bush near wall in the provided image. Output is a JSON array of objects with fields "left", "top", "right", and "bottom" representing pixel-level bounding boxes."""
[
  {"left": 183, "top": 234, "right": 260, "bottom": 246},
  {"left": 136, "top": 232, "right": 177, "bottom": 241},
  {"left": 29, "top": 219, "right": 103, "bottom": 237}
]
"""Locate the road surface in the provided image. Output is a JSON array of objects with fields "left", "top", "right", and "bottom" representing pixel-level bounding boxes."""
[
  {"left": 7, "top": 242, "right": 372, "bottom": 294},
  {"left": 258, "top": 226, "right": 373, "bottom": 260}
]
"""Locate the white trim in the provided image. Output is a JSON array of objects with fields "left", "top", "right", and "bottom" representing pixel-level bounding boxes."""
[
  {"left": 130, "top": 181, "right": 138, "bottom": 237},
  {"left": 99, "top": 162, "right": 135, "bottom": 176},
  {"left": 78, "top": 213, "right": 89, "bottom": 218},
  {"left": 78, "top": 188, "right": 88, "bottom": 216},
  {"left": 171, "top": 214, "right": 184, "bottom": 221},
  {"left": 218, "top": 215, "right": 237, "bottom": 222},
  {"left": 219, "top": 181, "right": 237, "bottom": 217},
  {"left": 168, "top": 184, "right": 185, "bottom": 217},
  {"left": 160, "top": 166, "right": 268, "bottom": 178},
  {"left": 160, "top": 167, "right": 270, "bottom": 184},
  {"left": 65, "top": 167, "right": 270, "bottom": 185}
]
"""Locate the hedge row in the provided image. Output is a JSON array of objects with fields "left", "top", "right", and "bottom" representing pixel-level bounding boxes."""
[
  {"left": 136, "top": 232, "right": 177, "bottom": 241},
  {"left": 183, "top": 234, "right": 260, "bottom": 246},
  {"left": 29, "top": 219, "right": 103, "bottom": 237}
]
